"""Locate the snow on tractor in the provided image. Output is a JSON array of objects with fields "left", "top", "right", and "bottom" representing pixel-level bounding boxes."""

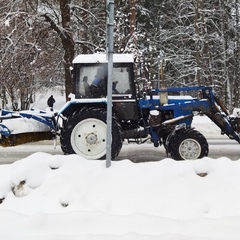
[{"left": 1, "top": 53, "right": 240, "bottom": 161}]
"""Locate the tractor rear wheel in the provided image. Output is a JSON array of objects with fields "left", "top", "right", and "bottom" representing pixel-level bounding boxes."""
[
  {"left": 169, "top": 128, "right": 209, "bottom": 160},
  {"left": 60, "top": 108, "right": 123, "bottom": 160}
]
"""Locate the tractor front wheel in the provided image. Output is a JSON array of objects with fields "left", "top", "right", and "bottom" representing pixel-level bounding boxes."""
[
  {"left": 60, "top": 108, "right": 123, "bottom": 160},
  {"left": 169, "top": 128, "right": 209, "bottom": 160}
]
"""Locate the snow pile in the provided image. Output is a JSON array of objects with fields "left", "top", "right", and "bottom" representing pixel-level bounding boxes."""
[
  {"left": 0, "top": 88, "right": 240, "bottom": 239},
  {"left": 1, "top": 153, "right": 240, "bottom": 239}
]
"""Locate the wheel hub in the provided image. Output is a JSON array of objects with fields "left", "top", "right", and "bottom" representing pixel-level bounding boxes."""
[
  {"left": 85, "top": 132, "right": 98, "bottom": 145},
  {"left": 180, "top": 139, "right": 200, "bottom": 159}
]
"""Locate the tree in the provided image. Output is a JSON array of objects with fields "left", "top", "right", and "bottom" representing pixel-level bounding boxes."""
[
  {"left": 42, "top": 0, "right": 75, "bottom": 100},
  {"left": 0, "top": 0, "right": 66, "bottom": 109},
  {"left": 133, "top": 0, "right": 240, "bottom": 107},
  {"left": 0, "top": 0, "right": 109, "bottom": 106},
  {"left": 1, "top": 0, "right": 240, "bottom": 109},
  {"left": 231, "top": 0, "right": 240, "bottom": 107}
]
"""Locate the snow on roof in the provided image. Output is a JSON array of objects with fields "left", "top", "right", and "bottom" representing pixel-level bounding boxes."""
[{"left": 73, "top": 53, "right": 134, "bottom": 64}]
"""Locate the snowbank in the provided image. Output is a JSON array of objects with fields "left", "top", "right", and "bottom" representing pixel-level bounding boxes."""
[{"left": 0, "top": 153, "right": 240, "bottom": 239}]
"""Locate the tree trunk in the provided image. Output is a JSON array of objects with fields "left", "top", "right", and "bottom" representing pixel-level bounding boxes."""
[
  {"left": 129, "top": 0, "right": 136, "bottom": 35},
  {"left": 194, "top": 0, "right": 201, "bottom": 85},
  {"left": 59, "top": 0, "right": 75, "bottom": 101},
  {"left": 80, "top": 0, "right": 89, "bottom": 54},
  {"left": 233, "top": 0, "right": 240, "bottom": 107}
]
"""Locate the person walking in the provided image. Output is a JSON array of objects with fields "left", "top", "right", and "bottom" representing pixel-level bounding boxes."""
[{"left": 47, "top": 95, "right": 55, "bottom": 110}]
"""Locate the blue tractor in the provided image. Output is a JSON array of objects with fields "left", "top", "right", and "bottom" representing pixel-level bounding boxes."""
[{"left": 57, "top": 53, "right": 240, "bottom": 160}]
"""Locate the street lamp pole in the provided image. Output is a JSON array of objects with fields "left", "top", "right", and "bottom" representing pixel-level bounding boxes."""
[{"left": 106, "top": 0, "right": 114, "bottom": 168}]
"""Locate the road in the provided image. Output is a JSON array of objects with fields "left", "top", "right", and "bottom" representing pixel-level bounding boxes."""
[
  {"left": 117, "top": 138, "right": 240, "bottom": 162},
  {"left": 0, "top": 137, "right": 239, "bottom": 164}
]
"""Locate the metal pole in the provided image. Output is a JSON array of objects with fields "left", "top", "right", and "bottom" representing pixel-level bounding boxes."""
[{"left": 106, "top": 0, "right": 114, "bottom": 168}]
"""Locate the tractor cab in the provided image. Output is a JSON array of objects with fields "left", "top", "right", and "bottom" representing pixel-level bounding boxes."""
[{"left": 72, "top": 53, "right": 139, "bottom": 120}]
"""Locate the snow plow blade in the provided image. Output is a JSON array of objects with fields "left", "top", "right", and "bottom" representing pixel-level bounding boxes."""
[
  {"left": 0, "top": 108, "right": 59, "bottom": 147},
  {"left": 0, "top": 132, "right": 55, "bottom": 147}
]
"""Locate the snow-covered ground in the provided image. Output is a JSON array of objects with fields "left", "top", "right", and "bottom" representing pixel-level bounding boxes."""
[
  {"left": 29, "top": 86, "right": 66, "bottom": 110},
  {"left": 1, "top": 88, "right": 240, "bottom": 239},
  {"left": 0, "top": 114, "right": 240, "bottom": 239}
]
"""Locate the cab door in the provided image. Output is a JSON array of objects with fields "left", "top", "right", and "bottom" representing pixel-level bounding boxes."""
[{"left": 111, "top": 64, "right": 139, "bottom": 120}]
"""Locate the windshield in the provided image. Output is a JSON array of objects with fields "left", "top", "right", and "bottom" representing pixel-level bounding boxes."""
[{"left": 74, "top": 64, "right": 132, "bottom": 98}]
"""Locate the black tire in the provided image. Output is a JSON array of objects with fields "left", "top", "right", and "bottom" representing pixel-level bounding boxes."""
[
  {"left": 169, "top": 128, "right": 209, "bottom": 160},
  {"left": 60, "top": 108, "right": 123, "bottom": 160}
]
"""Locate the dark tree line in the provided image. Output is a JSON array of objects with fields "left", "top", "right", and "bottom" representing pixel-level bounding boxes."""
[
  {"left": 136, "top": 0, "right": 240, "bottom": 109},
  {"left": 0, "top": 0, "right": 239, "bottom": 109}
]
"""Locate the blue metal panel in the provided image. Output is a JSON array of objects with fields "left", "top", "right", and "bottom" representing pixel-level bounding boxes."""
[
  {"left": 138, "top": 94, "right": 211, "bottom": 126},
  {"left": 0, "top": 124, "right": 11, "bottom": 137}
]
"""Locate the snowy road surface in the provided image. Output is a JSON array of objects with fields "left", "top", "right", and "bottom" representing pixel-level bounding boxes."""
[
  {"left": 0, "top": 137, "right": 239, "bottom": 164},
  {"left": 0, "top": 114, "right": 239, "bottom": 163}
]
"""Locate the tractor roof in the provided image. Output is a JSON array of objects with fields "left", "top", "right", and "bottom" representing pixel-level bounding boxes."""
[{"left": 73, "top": 53, "right": 134, "bottom": 64}]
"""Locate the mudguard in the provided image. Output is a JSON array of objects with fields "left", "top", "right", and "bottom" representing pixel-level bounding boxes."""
[{"left": 164, "top": 123, "right": 187, "bottom": 154}]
